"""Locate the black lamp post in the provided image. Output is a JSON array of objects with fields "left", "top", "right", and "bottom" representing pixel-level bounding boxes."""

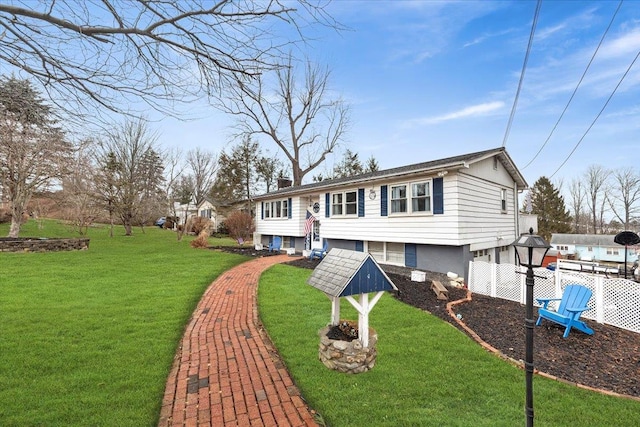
[{"left": 512, "top": 228, "right": 550, "bottom": 427}]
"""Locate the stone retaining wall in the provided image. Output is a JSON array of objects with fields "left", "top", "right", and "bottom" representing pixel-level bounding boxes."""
[
  {"left": 0, "top": 237, "right": 90, "bottom": 252},
  {"left": 318, "top": 326, "right": 377, "bottom": 374}
]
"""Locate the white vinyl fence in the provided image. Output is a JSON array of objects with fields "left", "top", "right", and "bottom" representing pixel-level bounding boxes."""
[{"left": 468, "top": 260, "right": 640, "bottom": 334}]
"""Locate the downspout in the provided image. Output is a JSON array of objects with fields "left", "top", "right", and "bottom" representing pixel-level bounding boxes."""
[
  {"left": 514, "top": 181, "right": 520, "bottom": 236},
  {"left": 514, "top": 181, "right": 520, "bottom": 265}
]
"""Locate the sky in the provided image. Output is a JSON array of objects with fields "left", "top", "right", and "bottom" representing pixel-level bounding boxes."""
[{"left": 155, "top": 0, "right": 640, "bottom": 189}]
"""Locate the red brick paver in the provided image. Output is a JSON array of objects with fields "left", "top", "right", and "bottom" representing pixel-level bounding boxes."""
[{"left": 158, "top": 255, "right": 319, "bottom": 427}]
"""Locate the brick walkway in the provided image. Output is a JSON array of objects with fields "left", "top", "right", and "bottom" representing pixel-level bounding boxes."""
[{"left": 158, "top": 255, "right": 320, "bottom": 427}]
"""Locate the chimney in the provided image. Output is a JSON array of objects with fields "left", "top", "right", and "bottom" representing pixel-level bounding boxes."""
[{"left": 277, "top": 178, "right": 292, "bottom": 189}]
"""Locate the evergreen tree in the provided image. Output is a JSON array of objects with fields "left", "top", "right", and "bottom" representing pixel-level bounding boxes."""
[
  {"left": 364, "top": 155, "right": 379, "bottom": 173},
  {"left": 0, "top": 77, "right": 72, "bottom": 237},
  {"left": 526, "top": 176, "right": 572, "bottom": 241},
  {"left": 333, "top": 149, "right": 364, "bottom": 178}
]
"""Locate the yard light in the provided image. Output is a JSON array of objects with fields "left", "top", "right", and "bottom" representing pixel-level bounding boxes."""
[{"left": 512, "top": 227, "right": 550, "bottom": 427}]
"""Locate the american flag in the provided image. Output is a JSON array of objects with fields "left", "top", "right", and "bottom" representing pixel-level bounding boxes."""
[{"left": 303, "top": 210, "right": 315, "bottom": 236}]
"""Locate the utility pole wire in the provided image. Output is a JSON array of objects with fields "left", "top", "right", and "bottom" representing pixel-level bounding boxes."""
[
  {"left": 550, "top": 48, "right": 640, "bottom": 179},
  {"left": 501, "top": 0, "right": 542, "bottom": 148},
  {"left": 522, "top": 0, "right": 624, "bottom": 170}
]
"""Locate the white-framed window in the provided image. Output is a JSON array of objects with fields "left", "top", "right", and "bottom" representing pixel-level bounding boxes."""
[
  {"left": 411, "top": 182, "right": 430, "bottom": 212},
  {"left": 332, "top": 193, "right": 343, "bottom": 215},
  {"left": 606, "top": 247, "right": 619, "bottom": 255},
  {"left": 388, "top": 180, "right": 435, "bottom": 215},
  {"left": 264, "top": 200, "right": 288, "bottom": 219},
  {"left": 587, "top": 246, "right": 593, "bottom": 252},
  {"left": 500, "top": 189, "right": 507, "bottom": 212},
  {"left": 331, "top": 190, "right": 357, "bottom": 216},
  {"left": 390, "top": 185, "right": 407, "bottom": 213},
  {"left": 345, "top": 191, "right": 357, "bottom": 215},
  {"left": 200, "top": 209, "right": 212, "bottom": 218},
  {"left": 367, "top": 241, "right": 404, "bottom": 265},
  {"left": 386, "top": 242, "right": 404, "bottom": 264}
]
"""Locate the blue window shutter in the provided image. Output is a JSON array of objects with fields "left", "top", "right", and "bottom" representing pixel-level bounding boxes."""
[
  {"left": 261, "top": 202, "right": 264, "bottom": 220},
  {"left": 433, "top": 177, "right": 443, "bottom": 214},
  {"left": 355, "top": 241, "right": 364, "bottom": 252},
  {"left": 380, "top": 185, "right": 388, "bottom": 217},
  {"left": 325, "top": 193, "right": 330, "bottom": 218},
  {"left": 288, "top": 197, "right": 292, "bottom": 219},
  {"left": 405, "top": 244, "right": 417, "bottom": 268},
  {"left": 358, "top": 188, "right": 365, "bottom": 217},
  {"left": 290, "top": 237, "right": 295, "bottom": 248}
]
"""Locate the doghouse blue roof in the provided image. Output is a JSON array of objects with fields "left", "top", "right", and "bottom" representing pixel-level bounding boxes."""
[{"left": 307, "top": 248, "right": 397, "bottom": 297}]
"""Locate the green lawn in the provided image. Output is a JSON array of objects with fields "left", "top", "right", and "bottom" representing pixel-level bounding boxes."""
[
  {"left": 258, "top": 265, "right": 640, "bottom": 427},
  {"left": 0, "top": 220, "right": 247, "bottom": 426},
  {"left": 2, "top": 221, "right": 639, "bottom": 426}
]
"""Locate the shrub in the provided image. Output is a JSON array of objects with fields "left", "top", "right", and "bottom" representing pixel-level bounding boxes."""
[
  {"left": 225, "top": 211, "right": 254, "bottom": 243},
  {"left": 190, "top": 228, "right": 210, "bottom": 248},
  {"left": 190, "top": 217, "right": 212, "bottom": 235},
  {"left": 217, "top": 221, "right": 229, "bottom": 235}
]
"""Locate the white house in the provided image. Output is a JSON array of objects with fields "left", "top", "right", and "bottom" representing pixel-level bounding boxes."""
[
  {"left": 551, "top": 233, "right": 639, "bottom": 264},
  {"left": 253, "top": 147, "right": 528, "bottom": 281}
]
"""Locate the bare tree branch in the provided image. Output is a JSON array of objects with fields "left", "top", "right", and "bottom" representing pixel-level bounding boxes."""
[
  {"left": 220, "top": 54, "right": 350, "bottom": 185},
  {"left": 0, "top": 1, "right": 340, "bottom": 125}
]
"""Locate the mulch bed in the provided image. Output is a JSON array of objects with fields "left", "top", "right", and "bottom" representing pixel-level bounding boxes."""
[{"left": 214, "top": 247, "right": 640, "bottom": 399}]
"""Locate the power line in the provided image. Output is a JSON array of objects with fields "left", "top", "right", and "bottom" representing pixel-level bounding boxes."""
[
  {"left": 502, "top": 0, "right": 542, "bottom": 148},
  {"left": 522, "top": 0, "right": 624, "bottom": 170},
  {"left": 550, "top": 48, "right": 640, "bottom": 179}
]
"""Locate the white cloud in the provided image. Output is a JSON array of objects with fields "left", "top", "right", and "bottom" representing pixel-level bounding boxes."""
[
  {"left": 407, "top": 101, "right": 505, "bottom": 126},
  {"left": 599, "top": 27, "right": 640, "bottom": 59}
]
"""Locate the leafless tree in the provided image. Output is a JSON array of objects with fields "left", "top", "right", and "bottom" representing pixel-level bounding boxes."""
[
  {"left": 584, "top": 164, "right": 610, "bottom": 234},
  {"left": 0, "top": 1, "right": 338, "bottom": 123},
  {"left": 162, "top": 146, "right": 184, "bottom": 231},
  {"left": 186, "top": 148, "right": 218, "bottom": 206},
  {"left": 95, "top": 118, "right": 164, "bottom": 236},
  {"left": 568, "top": 178, "right": 586, "bottom": 233},
  {"left": 0, "top": 77, "right": 72, "bottom": 237},
  {"left": 607, "top": 166, "right": 640, "bottom": 230},
  {"left": 60, "top": 139, "right": 101, "bottom": 235},
  {"left": 222, "top": 55, "right": 350, "bottom": 186}
]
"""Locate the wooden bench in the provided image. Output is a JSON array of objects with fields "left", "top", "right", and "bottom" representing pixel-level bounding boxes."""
[{"left": 431, "top": 280, "right": 449, "bottom": 300}]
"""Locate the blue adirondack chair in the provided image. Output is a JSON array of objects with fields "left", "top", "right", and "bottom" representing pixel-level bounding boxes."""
[
  {"left": 309, "top": 240, "right": 328, "bottom": 260},
  {"left": 268, "top": 236, "right": 282, "bottom": 252},
  {"left": 535, "top": 284, "right": 595, "bottom": 338}
]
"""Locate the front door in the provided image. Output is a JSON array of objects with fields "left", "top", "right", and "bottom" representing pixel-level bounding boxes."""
[{"left": 311, "top": 220, "right": 321, "bottom": 249}]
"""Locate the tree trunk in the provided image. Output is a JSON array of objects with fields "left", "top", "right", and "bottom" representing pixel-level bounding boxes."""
[{"left": 8, "top": 194, "right": 29, "bottom": 238}]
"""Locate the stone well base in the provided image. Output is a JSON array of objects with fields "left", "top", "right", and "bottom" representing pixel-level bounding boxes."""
[{"left": 318, "top": 326, "right": 377, "bottom": 374}]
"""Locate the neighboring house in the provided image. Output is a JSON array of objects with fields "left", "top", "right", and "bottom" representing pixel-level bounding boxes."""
[
  {"left": 173, "top": 200, "right": 198, "bottom": 225},
  {"left": 197, "top": 198, "right": 252, "bottom": 232},
  {"left": 197, "top": 199, "right": 219, "bottom": 230},
  {"left": 550, "top": 234, "right": 639, "bottom": 264},
  {"left": 253, "top": 147, "right": 528, "bottom": 281}
]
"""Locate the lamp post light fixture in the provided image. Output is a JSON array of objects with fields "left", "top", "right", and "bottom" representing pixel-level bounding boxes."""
[{"left": 512, "top": 227, "right": 551, "bottom": 427}]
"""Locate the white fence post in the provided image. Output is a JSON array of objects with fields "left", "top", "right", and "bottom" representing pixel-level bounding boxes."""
[
  {"left": 520, "top": 265, "right": 526, "bottom": 305},
  {"left": 595, "top": 276, "right": 604, "bottom": 323},
  {"left": 490, "top": 263, "right": 497, "bottom": 298}
]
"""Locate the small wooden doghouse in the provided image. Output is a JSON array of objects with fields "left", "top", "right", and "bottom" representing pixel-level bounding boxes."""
[{"left": 307, "top": 248, "right": 397, "bottom": 348}]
